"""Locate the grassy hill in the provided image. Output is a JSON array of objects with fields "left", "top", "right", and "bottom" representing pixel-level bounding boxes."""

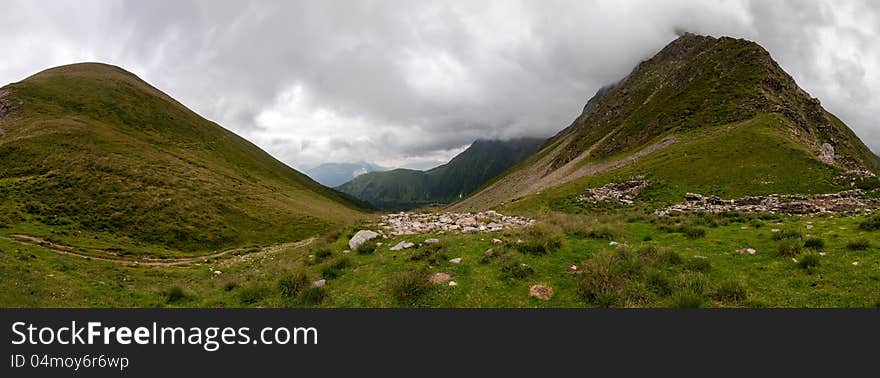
[
  {"left": 337, "top": 138, "right": 544, "bottom": 210},
  {"left": 0, "top": 63, "right": 366, "bottom": 254},
  {"left": 451, "top": 34, "right": 880, "bottom": 212}
]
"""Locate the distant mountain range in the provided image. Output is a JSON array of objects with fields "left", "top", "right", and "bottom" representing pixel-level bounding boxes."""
[
  {"left": 305, "top": 162, "right": 387, "bottom": 187},
  {"left": 336, "top": 138, "right": 544, "bottom": 210}
]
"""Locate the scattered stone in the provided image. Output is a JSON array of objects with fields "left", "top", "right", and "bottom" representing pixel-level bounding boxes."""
[
  {"left": 311, "top": 279, "right": 326, "bottom": 288},
  {"left": 609, "top": 241, "right": 619, "bottom": 246},
  {"left": 852, "top": 261, "right": 860, "bottom": 266},
  {"left": 819, "top": 252, "right": 827, "bottom": 256},
  {"left": 390, "top": 241, "right": 415, "bottom": 251},
  {"left": 342, "top": 249, "right": 351, "bottom": 254},
  {"left": 449, "top": 257, "right": 462, "bottom": 264},
  {"left": 492, "top": 238, "right": 503, "bottom": 245},
  {"left": 656, "top": 189, "right": 879, "bottom": 216},
  {"left": 791, "top": 258, "right": 798, "bottom": 263},
  {"left": 349, "top": 230, "right": 379, "bottom": 250},
  {"left": 737, "top": 248, "right": 757, "bottom": 255},
  {"left": 528, "top": 285, "right": 553, "bottom": 301},
  {"left": 448, "top": 281, "right": 458, "bottom": 286},
  {"left": 380, "top": 211, "right": 533, "bottom": 236},
  {"left": 806, "top": 224, "right": 813, "bottom": 229},
  {"left": 424, "top": 238, "right": 440, "bottom": 244},
  {"left": 429, "top": 272, "right": 453, "bottom": 284},
  {"left": 771, "top": 229, "right": 781, "bottom": 233},
  {"left": 578, "top": 180, "right": 649, "bottom": 204}
]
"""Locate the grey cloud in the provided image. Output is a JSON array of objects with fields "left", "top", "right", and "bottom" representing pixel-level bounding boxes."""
[{"left": 1, "top": 0, "right": 878, "bottom": 168}]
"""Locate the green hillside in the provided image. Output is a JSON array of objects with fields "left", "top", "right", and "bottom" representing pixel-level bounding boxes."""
[
  {"left": 0, "top": 63, "right": 366, "bottom": 254},
  {"left": 337, "top": 138, "right": 544, "bottom": 210},
  {"left": 451, "top": 34, "right": 880, "bottom": 212}
]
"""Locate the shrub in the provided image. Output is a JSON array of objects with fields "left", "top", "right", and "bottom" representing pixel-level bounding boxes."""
[
  {"left": 278, "top": 271, "right": 309, "bottom": 298},
  {"left": 513, "top": 226, "right": 563, "bottom": 255},
  {"left": 776, "top": 239, "right": 803, "bottom": 257},
  {"left": 713, "top": 280, "right": 747, "bottom": 303},
  {"left": 388, "top": 268, "right": 432, "bottom": 306},
  {"left": 772, "top": 230, "right": 803, "bottom": 241},
  {"left": 803, "top": 237, "right": 824, "bottom": 250},
  {"left": 299, "top": 287, "right": 326, "bottom": 306},
  {"left": 846, "top": 238, "right": 870, "bottom": 251},
  {"left": 163, "top": 286, "right": 187, "bottom": 304},
  {"left": 356, "top": 240, "right": 377, "bottom": 255},
  {"left": 798, "top": 253, "right": 821, "bottom": 272}
]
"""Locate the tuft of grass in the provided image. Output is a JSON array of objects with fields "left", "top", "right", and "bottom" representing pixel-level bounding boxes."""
[
  {"left": 313, "top": 248, "right": 333, "bottom": 263},
  {"left": 671, "top": 291, "right": 704, "bottom": 308},
  {"left": 845, "top": 238, "right": 871, "bottom": 251},
  {"left": 321, "top": 257, "right": 353, "bottom": 279},
  {"left": 387, "top": 268, "right": 432, "bottom": 306},
  {"left": 772, "top": 230, "right": 803, "bottom": 241},
  {"left": 499, "top": 258, "right": 535, "bottom": 280},
  {"left": 162, "top": 286, "right": 187, "bottom": 304},
  {"left": 299, "top": 287, "right": 326, "bottom": 306},
  {"left": 713, "top": 280, "right": 748, "bottom": 303},
  {"left": 798, "top": 253, "right": 821, "bottom": 272},
  {"left": 356, "top": 240, "right": 378, "bottom": 255},
  {"left": 859, "top": 215, "right": 880, "bottom": 231},
  {"left": 683, "top": 257, "right": 711, "bottom": 272},
  {"left": 278, "top": 271, "right": 309, "bottom": 298},
  {"left": 803, "top": 237, "right": 824, "bottom": 250},
  {"left": 513, "top": 226, "right": 563, "bottom": 255},
  {"left": 238, "top": 285, "right": 268, "bottom": 306},
  {"left": 776, "top": 239, "right": 804, "bottom": 257}
]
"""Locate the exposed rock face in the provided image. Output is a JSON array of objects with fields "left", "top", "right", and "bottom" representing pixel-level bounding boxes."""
[
  {"left": 348, "top": 230, "right": 380, "bottom": 250},
  {"left": 656, "top": 190, "right": 879, "bottom": 215},
  {"left": 528, "top": 285, "right": 553, "bottom": 301},
  {"left": 379, "top": 211, "right": 533, "bottom": 236},
  {"left": 819, "top": 143, "right": 835, "bottom": 164},
  {"left": 579, "top": 180, "right": 649, "bottom": 204}
]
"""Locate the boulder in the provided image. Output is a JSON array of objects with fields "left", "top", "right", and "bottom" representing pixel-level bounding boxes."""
[
  {"left": 487, "top": 222, "right": 503, "bottom": 232},
  {"left": 457, "top": 217, "right": 478, "bottom": 227},
  {"left": 528, "top": 285, "right": 553, "bottom": 301},
  {"left": 424, "top": 238, "right": 440, "bottom": 244},
  {"left": 349, "top": 230, "right": 379, "bottom": 250},
  {"left": 390, "top": 241, "right": 415, "bottom": 251},
  {"left": 311, "top": 279, "right": 326, "bottom": 288},
  {"left": 462, "top": 226, "right": 480, "bottom": 234}
]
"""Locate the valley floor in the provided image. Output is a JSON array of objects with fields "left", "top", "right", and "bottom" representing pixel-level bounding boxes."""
[{"left": 2, "top": 209, "right": 879, "bottom": 308}]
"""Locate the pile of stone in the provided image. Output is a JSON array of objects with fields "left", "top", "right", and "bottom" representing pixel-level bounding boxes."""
[
  {"left": 578, "top": 180, "right": 649, "bottom": 205},
  {"left": 655, "top": 189, "right": 879, "bottom": 216},
  {"left": 379, "top": 211, "right": 533, "bottom": 236}
]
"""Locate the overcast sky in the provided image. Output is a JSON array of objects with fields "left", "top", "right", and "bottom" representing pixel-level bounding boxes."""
[{"left": 2, "top": 0, "right": 878, "bottom": 170}]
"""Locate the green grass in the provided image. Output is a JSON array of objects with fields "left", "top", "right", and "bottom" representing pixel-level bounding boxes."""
[
  {"left": 3, "top": 210, "right": 879, "bottom": 308},
  {"left": 0, "top": 63, "right": 366, "bottom": 254}
]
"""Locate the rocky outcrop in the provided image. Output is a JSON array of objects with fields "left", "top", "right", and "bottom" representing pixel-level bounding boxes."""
[
  {"left": 656, "top": 190, "right": 879, "bottom": 215},
  {"left": 578, "top": 180, "right": 649, "bottom": 204},
  {"left": 379, "top": 211, "right": 533, "bottom": 236}
]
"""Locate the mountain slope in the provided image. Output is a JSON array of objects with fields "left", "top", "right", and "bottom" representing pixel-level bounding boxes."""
[
  {"left": 0, "top": 63, "right": 365, "bottom": 253},
  {"left": 305, "top": 162, "right": 386, "bottom": 187},
  {"left": 451, "top": 34, "right": 880, "bottom": 212},
  {"left": 336, "top": 138, "right": 544, "bottom": 210}
]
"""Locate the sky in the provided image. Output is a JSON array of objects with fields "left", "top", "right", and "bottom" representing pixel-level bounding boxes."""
[{"left": 2, "top": 0, "right": 879, "bottom": 170}]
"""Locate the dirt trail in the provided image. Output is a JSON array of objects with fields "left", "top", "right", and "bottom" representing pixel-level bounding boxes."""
[{"left": 4, "top": 234, "right": 314, "bottom": 267}]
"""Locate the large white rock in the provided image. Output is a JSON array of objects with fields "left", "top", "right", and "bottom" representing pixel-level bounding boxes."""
[{"left": 349, "top": 230, "right": 379, "bottom": 250}]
